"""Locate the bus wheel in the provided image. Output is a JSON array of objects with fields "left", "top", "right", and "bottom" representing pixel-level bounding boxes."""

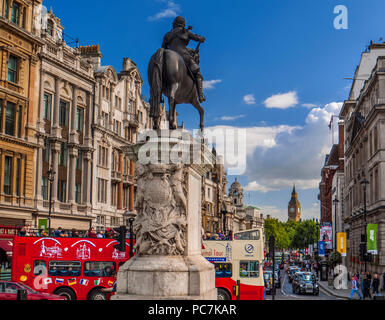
[
  {"left": 54, "top": 287, "right": 76, "bottom": 300},
  {"left": 217, "top": 288, "right": 231, "bottom": 300},
  {"left": 89, "top": 289, "right": 107, "bottom": 300}
]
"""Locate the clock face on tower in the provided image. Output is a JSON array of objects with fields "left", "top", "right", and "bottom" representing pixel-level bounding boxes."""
[{"left": 290, "top": 207, "right": 295, "bottom": 213}]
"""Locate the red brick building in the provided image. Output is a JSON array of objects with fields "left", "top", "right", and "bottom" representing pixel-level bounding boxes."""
[{"left": 318, "top": 122, "right": 344, "bottom": 223}]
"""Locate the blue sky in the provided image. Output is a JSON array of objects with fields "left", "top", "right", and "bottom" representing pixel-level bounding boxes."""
[{"left": 42, "top": 0, "right": 385, "bottom": 221}]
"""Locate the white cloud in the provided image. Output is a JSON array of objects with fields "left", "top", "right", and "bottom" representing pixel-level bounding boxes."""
[
  {"left": 245, "top": 179, "right": 319, "bottom": 193},
  {"left": 148, "top": 1, "right": 180, "bottom": 21},
  {"left": 219, "top": 114, "right": 245, "bottom": 121},
  {"left": 203, "top": 79, "right": 222, "bottom": 90},
  {"left": 243, "top": 94, "right": 256, "bottom": 105},
  {"left": 302, "top": 103, "right": 318, "bottom": 109},
  {"left": 264, "top": 91, "right": 298, "bottom": 109},
  {"left": 205, "top": 124, "right": 300, "bottom": 158},
  {"left": 244, "top": 101, "right": 343, "bottom": 192}
]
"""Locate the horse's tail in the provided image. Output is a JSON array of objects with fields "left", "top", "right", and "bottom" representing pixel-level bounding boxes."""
[{"left": 148, "top": 48, "right": 164, "bottom": 121}]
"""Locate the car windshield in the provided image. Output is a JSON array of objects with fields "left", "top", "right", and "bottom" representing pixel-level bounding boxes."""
[{"left": 299, "top": 274, "right": 315, "bottom": 281}]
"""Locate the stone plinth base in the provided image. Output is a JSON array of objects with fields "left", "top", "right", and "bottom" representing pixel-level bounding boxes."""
[{"left": 112, "top": 255, "right": 216, "bottom": 300}]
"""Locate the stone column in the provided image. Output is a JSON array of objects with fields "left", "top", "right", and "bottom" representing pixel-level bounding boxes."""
[
  {"left": 51, "top": 142, "right": 60, "bottom": 202},
  {"left": 35, "top": 136, "right": 44, "bottom": 202},
  {"left": 67, "top": 147, "right": 78, "bottom": 204},
  {"left": 82, "top": 150, "right": 92, "bottom": 206},
  {"left": 52, "top": 77, "right": 61, "bottom": 138},
  {"left": 38, "top": 70, "right": 46, "bottom": 132},
  {"left": 84, "top": 92, "right": 92, "bottom": 148},
  {"left": 113, "top": 133, "right": 216, "bottom": 300},
  {"left": 69, "top": 84, "right": 78, "bottom": 144}
]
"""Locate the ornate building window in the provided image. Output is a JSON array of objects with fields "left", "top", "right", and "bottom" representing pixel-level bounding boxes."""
[
  {"left": 7, "top": 55, "right": 18, "bottom": 83},
  {"left": 75, "top": 183, "right": 81, "bottom": 204},
  {"left": 59, "top": 100, "right": 69, "bottom": 126},
  {"left": 4, "top": 0, "right": 9, "bottom": 18},
  {"left": 5, "top": 102, "right": 15, "bottom": 136},
  {"left": 58, "top": 143, "right": 67, "bottom": 167},
  {"left": 97, "top": 178, "right": 107, "bottom": 203},
  {"left": 43, "top": 93, "right": 52, "bottom": 121},
  {"left": 10, "top": 1, "right": 19, "bottom": 25},
  {"left": 76, "top": 107, "right": 84, "bottom": 132},
  {"left": 57, "top": 180, "right": 66, "bottom": 202},
  {"left": 4, "top": 156, "right": 12, "bottom": 195},
  {"left": 42, "top": 177, "right": 48, "bottom": 200},
  {"left": 47, "top": 19, "right": 54, "bottom": 36}
]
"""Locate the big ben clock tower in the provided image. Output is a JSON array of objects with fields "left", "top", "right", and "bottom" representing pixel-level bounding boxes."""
[{"left": 288, "top": 185, "right": 301, "bottom": 221}]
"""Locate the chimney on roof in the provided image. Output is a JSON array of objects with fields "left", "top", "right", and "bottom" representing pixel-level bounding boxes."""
[{"left": 79, "top": 44, "right": 102, "bottom": 69}]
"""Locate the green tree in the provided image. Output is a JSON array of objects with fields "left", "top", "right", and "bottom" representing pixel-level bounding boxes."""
[{"left": 291, "top": 220, "right": 318, "bottom": 249}]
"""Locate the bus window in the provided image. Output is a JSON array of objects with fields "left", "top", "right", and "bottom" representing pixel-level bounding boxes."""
[
  {"left": 214, "top": 263, "right": 232, "bottom": 278},
  {"left": 239, "top": 261, "right": 259, "bottom": 278},
  {"left": 234, "top": 230, "right": 260, "bottom": 240},
  {"left": 48, "top": 261, "right": 81, "bottom": 277},
  {"left": 33, "top": 260, "right": 46, "bottom": 275},
  {"left": 83, "top": 261, "right": 116, "bottom": 277}
]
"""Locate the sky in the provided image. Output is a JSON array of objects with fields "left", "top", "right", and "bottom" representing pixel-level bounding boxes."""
[{"left": 42, "top": 0, "right": 385, "bottom": 221}]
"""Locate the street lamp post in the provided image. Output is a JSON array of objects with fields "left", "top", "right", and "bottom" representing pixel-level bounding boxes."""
[
  {"left": 333, "top": 197, "right": 339, "bottom": 252},
  {"left": 360, "top": 178, "right": 369, "bottom": 272},
  {"left": 124, "top": 210, "right": 137, "bottom": 258},
  {"left": 47, "top": 167, "right": 55, "bottom": 236}
]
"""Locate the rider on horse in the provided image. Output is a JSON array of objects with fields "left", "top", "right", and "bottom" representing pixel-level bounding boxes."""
[{"left": 162, "top": 16, "right": 206, "bottom": 103}]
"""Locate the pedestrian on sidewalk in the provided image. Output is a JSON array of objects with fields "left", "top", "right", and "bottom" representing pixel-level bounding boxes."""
[
  {"left": 359, "top": 271, "right": 365, "bottom": 297},
  {"left": 350, "top": 274, "right": 362, "bottom": 300},
  {"left": 372, "top": 273, "right": 380, "bottom": 295},
  {"left": 363, "top": 273, "right": 372, "bottom": 300}
]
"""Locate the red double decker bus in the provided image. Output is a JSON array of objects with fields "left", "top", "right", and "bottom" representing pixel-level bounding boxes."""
[
  {"left": 11, "top": 235, "right": 132, "bottom": 300},
  {"left": 202, "top": 228, "right": 264, "bottom": 300}
]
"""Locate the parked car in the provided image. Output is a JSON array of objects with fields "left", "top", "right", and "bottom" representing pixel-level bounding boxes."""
[
  {"left": 291, "top": 272, "right": 319, "bottom": 295},
  {"left": 0, "top": 281, "right": 65, "bottom": 300},
  {"left": 288, "top": 267, "right": 301, "bottom": 282}
]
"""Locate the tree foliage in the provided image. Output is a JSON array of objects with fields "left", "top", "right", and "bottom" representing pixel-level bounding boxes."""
[{"left": 264, "top": 218, "right": 318, "bottom": 250}]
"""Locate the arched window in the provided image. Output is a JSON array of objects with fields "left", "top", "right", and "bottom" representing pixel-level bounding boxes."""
[{"left": 47, "top": 19, "right": 54, "bottom": 36}]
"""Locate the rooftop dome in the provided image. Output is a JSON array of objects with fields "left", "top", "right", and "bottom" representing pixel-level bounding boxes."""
[{"left": 230, "top": 178, "right": 242, "bottom": 191}]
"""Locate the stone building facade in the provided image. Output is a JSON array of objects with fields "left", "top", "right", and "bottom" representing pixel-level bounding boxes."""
[
  {"left": 339, "top": 42, "right": 385, "bottom": 275},
  {"left": 0, "top": 0, "right": 43, "bottom": 226},
  {"left": 34, "top": 10, "right": 95, "bottom": 231},
  {"left": 81, "top": 44, "right": 151, "bottom": 232}
]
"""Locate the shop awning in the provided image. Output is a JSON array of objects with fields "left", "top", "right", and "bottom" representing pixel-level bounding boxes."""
[{"left": 0, "top": 239, "right": 13, "bottom": 256}]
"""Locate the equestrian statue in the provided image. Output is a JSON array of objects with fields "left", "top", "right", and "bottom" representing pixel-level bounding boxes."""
[{"left": 148, "top": 16, "right": 206, "bottom": 130}]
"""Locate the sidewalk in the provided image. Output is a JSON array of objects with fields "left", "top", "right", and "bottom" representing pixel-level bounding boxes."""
[{"left": 318, "top": 280, "right": 352, "bottom": 300}]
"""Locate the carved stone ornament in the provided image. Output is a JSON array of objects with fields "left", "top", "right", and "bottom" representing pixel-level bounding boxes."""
[{"left": 133, "top": 162, "right": 188, "bottom": 255}]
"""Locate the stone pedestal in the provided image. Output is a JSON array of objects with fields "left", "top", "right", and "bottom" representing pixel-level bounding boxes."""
[{"left": 113, "top": 132, "right": 216, "bottom": 300}]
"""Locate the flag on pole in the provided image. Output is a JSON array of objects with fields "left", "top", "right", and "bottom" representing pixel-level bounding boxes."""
[{"left": 328, "top": 116, "right": 333, "bottom": 130}]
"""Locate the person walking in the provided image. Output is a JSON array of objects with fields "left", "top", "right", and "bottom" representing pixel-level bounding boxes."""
[
  {"left": 350, "top": 274, "right": 362, "bottom": 300},
  {"left": 359, "top": 271, "right": 365, "bottom": 298},
  {"left": 372, "top": 273, "right": 380, "bottom": 295},
  {"left": 363, "top": 273, "right": 372, "bottom": 300}
]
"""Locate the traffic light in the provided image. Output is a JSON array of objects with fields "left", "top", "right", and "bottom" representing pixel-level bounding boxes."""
[
  {"left": 113, "top": 226, "right": 127, "bottom": 252},
  {"left": 359, "top": 243, "right": 366, "bottom": 261}
]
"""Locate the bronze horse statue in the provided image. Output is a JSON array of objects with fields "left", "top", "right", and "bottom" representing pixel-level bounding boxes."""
[{"left": 148, "top": 47, "right": 204, "bottom": 130}]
